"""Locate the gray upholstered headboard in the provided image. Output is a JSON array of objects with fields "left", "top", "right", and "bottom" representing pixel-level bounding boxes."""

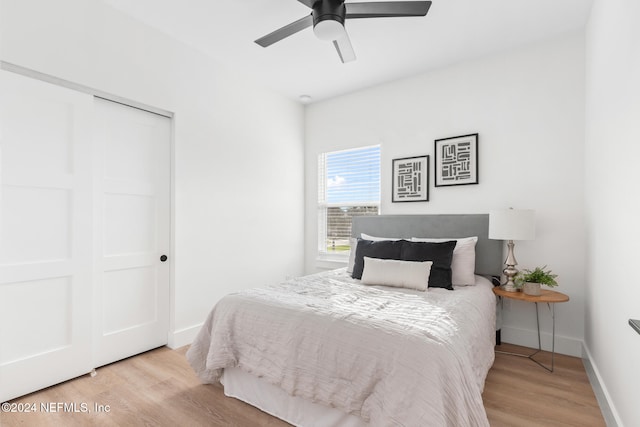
[{"left": 351, "top": 214, "right": 503, "bottom": 277}]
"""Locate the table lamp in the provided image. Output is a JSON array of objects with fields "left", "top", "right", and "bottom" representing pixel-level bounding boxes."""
[{"left": 489, "top": 208, "right": 535, "bottom": 292}]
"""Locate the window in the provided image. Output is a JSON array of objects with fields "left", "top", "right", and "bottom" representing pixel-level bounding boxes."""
[{"left": 318, "top": 145, "right": 380, "bottom": 257}]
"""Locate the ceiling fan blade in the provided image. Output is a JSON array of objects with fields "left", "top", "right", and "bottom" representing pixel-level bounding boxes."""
[
  {"left": 297, "top": 0, "right": 316, "bottom": 8},
  {"left": 255, "top": 14, "right": 313, "bottom": 47},
  {"left": 346, "top": 1, "right": 431, "bottom": 19},
  {"left": 333, "top": 32, "right": 356, "bottom": 63}
]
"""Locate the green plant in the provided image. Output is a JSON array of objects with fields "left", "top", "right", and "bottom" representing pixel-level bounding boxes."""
[{"left": 515, "top": 266, "right": 558, "bottom": 287}]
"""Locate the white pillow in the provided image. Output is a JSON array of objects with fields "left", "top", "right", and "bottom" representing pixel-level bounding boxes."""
[
  {"left": 346, "top": 237, "right": 358, "bottom": 274},
  {"left": 360, "top": 233, "right": 403, "bottom": 241},
  {"left": 410, "top": 236, "right": 478, "bottom": 285},
  {"left": 360, "top": 257, "right": 433, "bottom": 291}
]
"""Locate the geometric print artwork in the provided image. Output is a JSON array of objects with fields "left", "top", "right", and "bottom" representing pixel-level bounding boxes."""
[
  {"left": 392, "top": 155, "right": 429, "bottom": 202},
  {"left": 441, "top": 142, "right": 471, "bottom": 181},
  {"left": 397, "top": 161, "right": 423, "bottom": 196},
  {"left": 434, "top": 134, "right": 478, "bottom": 187}
]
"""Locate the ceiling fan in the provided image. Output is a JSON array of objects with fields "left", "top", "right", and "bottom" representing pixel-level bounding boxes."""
[{"left": 255, "top": 0, "right": 432, "bottom": 63}]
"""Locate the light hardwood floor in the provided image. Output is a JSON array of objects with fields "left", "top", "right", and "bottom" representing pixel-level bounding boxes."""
[{"left": 1, "top": 344, "right": 605, "bottom": 427}]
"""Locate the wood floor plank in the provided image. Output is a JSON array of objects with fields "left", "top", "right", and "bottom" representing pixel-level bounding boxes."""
[
  {"left": 485, "top": 343, "right": 606, "bottom": 427},
  {"left": 1, "top": 344, "right": 606, "bottom": 426}
]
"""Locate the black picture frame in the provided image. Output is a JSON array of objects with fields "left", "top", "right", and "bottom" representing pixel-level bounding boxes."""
[
  {"left": 392, "top": 155, "right": 429, "bottom": 202},
  {"left": 434, "top": 133, "right": 479, "bottom": 187}
]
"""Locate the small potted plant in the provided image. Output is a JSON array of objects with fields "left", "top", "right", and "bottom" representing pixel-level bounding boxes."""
[{"left": 515, "top": 266, "right": 558, "bottom": 296}]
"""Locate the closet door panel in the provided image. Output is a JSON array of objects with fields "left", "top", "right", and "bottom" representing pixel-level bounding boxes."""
[
  {"left": 0, "top": 70, "right": 93, "bottom": 403},
  {"left": 0, "top": 187, "right": 71, "bottom": 263},
  {"left": 103, "top": 193, "right": 155, "bottom": 255},
  {"left": 0, "top": 277, "right": 73, "bottom": 363},
  {"left": 93, "top": 98, "right": 170, "bottom": 367},
  {"left": 102, "top": 266, "right": 157, "bottom": 334}
]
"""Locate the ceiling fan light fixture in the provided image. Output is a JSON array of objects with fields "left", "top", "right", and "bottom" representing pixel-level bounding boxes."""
[
  {"left": 254, "top": 0, "right": 432, "bottom": 62},
  {"left": 313, "top": 18, "right": 345, "bottom": 41}
]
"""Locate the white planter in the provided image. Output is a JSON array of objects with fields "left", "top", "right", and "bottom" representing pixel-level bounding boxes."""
[{"left": 523, "top": 282, "right": 542, "bottom": 296}]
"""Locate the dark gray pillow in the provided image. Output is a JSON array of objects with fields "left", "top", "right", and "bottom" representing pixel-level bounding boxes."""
[
  {"left": 400, "top": 240, "right": 457, "bottom": 290},
  {"left": 351, "top": 239, "right": 404, "bottom": 279}
]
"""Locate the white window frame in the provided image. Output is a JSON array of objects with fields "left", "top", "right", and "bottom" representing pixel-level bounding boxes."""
[{"left": 317, "top": 145, "right": 380, "bottom": 263}]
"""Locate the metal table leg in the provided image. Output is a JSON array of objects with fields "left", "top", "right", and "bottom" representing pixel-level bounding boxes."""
[
  {"left": 528, "top": 302, "right": 555, "bottom": 372},
  {"left": 495, "top": 300, "right": 556, "bottom": 372}
]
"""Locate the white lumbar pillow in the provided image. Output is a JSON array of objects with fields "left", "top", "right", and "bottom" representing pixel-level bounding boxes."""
[{"left": 360, "top": 257, "right": 433, "bottom": 291}]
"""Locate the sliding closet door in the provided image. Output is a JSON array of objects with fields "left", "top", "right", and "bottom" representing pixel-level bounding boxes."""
[
  {"left": 92, "top": 98, "right": 171, "bottom": 367},
  {"left": 0, "top": 70, "right": 93, "bottom": 402}
]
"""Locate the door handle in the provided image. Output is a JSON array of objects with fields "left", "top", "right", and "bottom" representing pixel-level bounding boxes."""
[{"left": 160, "top": 255, "right": 168, "bottom": 262}]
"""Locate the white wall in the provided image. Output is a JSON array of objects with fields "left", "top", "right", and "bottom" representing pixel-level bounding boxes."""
[
  {"left": 305, "top": 33, "right": 586, "bottom": 356},
  {"left": 0, "top": 0, "right": 305, "bottom": 346},
  {"left": 585, "top": 0, "right": 640, "bottom": 425}
]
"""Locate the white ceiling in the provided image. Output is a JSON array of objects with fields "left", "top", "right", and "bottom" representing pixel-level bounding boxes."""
[{"left": 102, "top": 0, "right": 593, "bottom": 103}]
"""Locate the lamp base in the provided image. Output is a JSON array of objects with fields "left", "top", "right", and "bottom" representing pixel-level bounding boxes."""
[
  {"left": 501, "top": 241, "right": 519, "bottom": 292},
  {"left": 501, "top": 282, "right": 518, "bottom": 292},
  {"left": 501, "top": 266, "right": 519, "bottom": 292}
]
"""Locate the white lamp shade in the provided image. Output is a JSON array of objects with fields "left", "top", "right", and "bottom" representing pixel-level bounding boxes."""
[{"left": 489, "top": 209, "right": 535, "bottom": 241}]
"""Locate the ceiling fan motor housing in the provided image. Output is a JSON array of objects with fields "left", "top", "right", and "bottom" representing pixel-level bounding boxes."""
[{"left": 312, "top": 0, "right": 346, "bottom": 40}]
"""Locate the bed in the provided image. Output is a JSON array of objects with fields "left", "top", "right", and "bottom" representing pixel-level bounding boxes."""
[{"left": 187, "top": 214, "right": 503, "bottom": 426}]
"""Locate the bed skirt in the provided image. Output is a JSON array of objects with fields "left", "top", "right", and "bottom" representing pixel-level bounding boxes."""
[{"left": 221, "top": 367, "right": 367, "bottom": 427}]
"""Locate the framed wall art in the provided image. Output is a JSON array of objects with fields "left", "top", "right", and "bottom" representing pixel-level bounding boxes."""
[
  {"left": 392, "top": 155, "right": 429, "bottom": 202},
  {"left": 434, "top": 133, "right": 478, "bottom": 187}
]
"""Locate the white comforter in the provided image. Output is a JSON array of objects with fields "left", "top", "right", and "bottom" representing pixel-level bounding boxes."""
[{"left": 187, "top": 269, "right": 496, "bottom": 427}]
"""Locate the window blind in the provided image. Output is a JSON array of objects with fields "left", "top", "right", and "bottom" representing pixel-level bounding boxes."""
[{"left": 318, "top": 145, "right": 380, "bottom": 254}]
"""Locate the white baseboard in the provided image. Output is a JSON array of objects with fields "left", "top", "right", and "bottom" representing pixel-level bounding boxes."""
[
  {"left": 500, "top": 325, "right": 583, "bottom": 357},
  {"left": 167, "top": 323, "right": 202, "bottom": 349},
  {"left": 582, "top": 344, "right": 622, "bottom": 427}
]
